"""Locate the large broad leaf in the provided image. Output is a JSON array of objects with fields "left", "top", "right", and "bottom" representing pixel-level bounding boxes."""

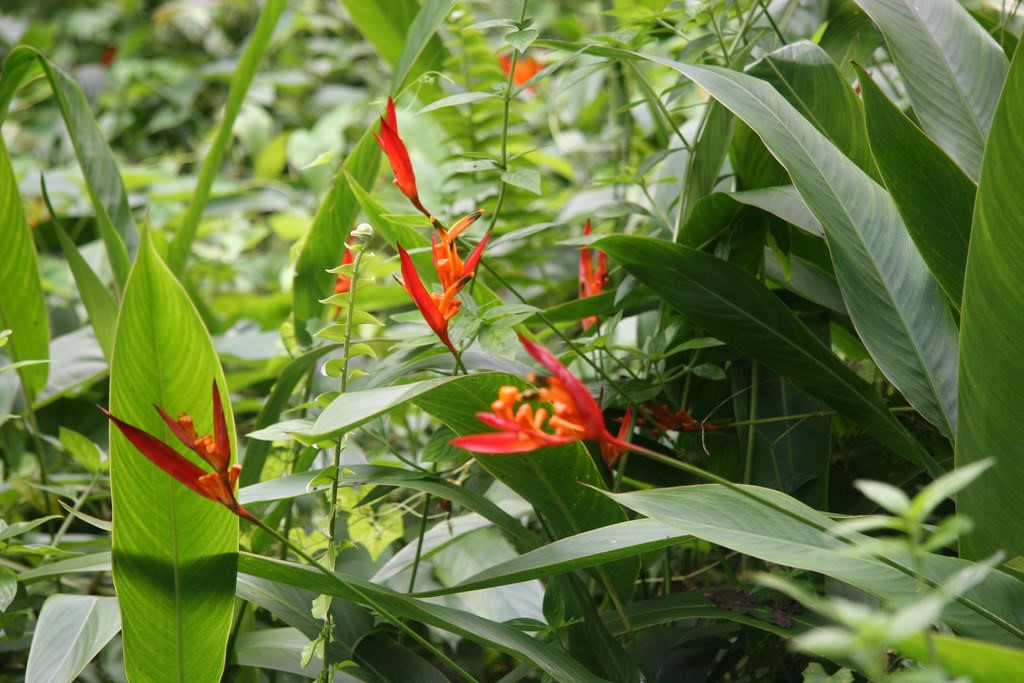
[
  {"left": 645, "top": 56, "right": 959, "bottom": 442},
  {"left": 746, "top": 41, "right": 874, "bottom": 177},
  {"left": 0, "top": 138, "right": 49, "bottom": 397},
  {"left": 855, "top": 64, "right": 975, "bottom": 305},
  {"left": 599, "top": 235, "right": 941, "bottom": 477},
  {"left": 25, "top": 595, "right": 121, "bottom": 683},
  {"left": 238, "top": 553, "right": 606, "bottom": 683},
  {"left": 898, "top": 632, "right": 1024, "bottom": 683},
  {"left": 956, "top": 41, "right": 1024, "bottom": 561},
  {"left": 0, "top": 46, "right": 134, "bottom": 289},
  {"left": 54, "top": 228, "right": 118, "bottom": 363},
  {"left": 167, "top": 0, "right": 285, "bottom": 271},
  {"left": 292, "top": 127, "right": 381, "bottom": 347},
  {"left": 605, "top": 484, "right": 1024, "bottom": 646},
  {"left": 109, "top": 229, "right": 237, "bottom": 681},
  {"left": 853, "top": 0, "right": 1008, "bottom": 180}
]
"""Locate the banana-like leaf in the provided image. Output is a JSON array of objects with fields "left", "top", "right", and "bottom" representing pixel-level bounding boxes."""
[
  {"left": 599, "top": 235, "right": 941, "bottom": 477},
  {"left": 25, "top": 595, "right": 121, "bottom": 683},
  {"left": 856, "top": 64, "right": 975, "bottom": 305},
  {"left": 853, "top": 0, "right": 1008, "bottom": 180},
  {"left": 0, "top": 138, "right": 49, "bottom": 397},
  {"left": 643, "top": 56, "right": 959, "bottom": 442},
  {"left": 957, "top": 40, "right": 1024, "bottom": 561},
  {"left": 109, "top": 230, "right": 237, "bottom": 681}
]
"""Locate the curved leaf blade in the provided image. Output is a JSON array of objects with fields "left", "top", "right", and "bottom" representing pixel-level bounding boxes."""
[
  {"left": 25, "top": 595, "right": 121, "bottom": 683},
  {"left": 599, "top": 235, "right": 941, "bottom": 476},
  {"left": 856, "top": 64, "right": 975, "bottom": 305},
  {"left": 956, "top": 41, "right": 1024, "bottom": 561},
  {"left": 109, "top": 230, "right": 238, "bottom": 682},
  {"left": 853, "top": 0, "right": 1008, "bottom": 180},
  {"left": 649, "top": 57, "right": 959, "bottom": 441},
  {"left": 0, "top": 138, "right": 49, "bottom": 397}
]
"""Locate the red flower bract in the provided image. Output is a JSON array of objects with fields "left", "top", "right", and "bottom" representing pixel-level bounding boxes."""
[
  {"left": 579, "top": 219, "right": 608, "bottom": 330},
  {"left": 100, "top": 381, "right": 255, "bottom": 521},
  {"left": 374, "top": 96, "right": 431, "bottom": 217},
  {"left": 451, "top": 335, "right": 632, "bottom": 463}
]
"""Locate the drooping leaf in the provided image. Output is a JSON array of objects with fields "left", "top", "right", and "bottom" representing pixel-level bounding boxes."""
[
  {"left": 109, "top": 229, "right": 237, "bottom": 681},
  {"left": 54, "top": 228, "right": 117, "bottom": 363},
  {"left": 956, "top": 40, "right": 1024, "bottom": 561}
]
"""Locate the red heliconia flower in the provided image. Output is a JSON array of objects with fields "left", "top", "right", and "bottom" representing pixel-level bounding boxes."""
[
  {"left": 432, "top": 210, "right": 487, "bottom": 290},
  {"left": 99, "top": 382, "right": 256, "bottom": 521},
  {"left": 374, "top": 96, "right": 431, "bottom": 217},
  {"left": 396, "top": 244, "right": 462, "bottom": 357},
  {"left": 579, "top": 219, "right": 609, "bottom": 330},
  {"left": 451, "top": 335, "right": 633, "bottom": 462},
  {"left": 331, "top": 233, "right": 357, "bottom": 319},
  {"left": 638, "top": 401, "right": 722, "bottom": 435}
]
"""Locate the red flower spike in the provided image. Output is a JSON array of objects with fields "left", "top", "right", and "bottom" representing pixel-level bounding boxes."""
[
  {"left": 374, "top": 97, "right": 431, "bottom": 217},
  {"left": 100, "top": 385, "right": 255, "bottom": 521},
  {"left": 396, "top": 243, "right": 458, "bottom": 356},
  {"left": 601, "top": 404, "right": 634, "bottom": 467},
  {"left": 498, "top": 53, "right": 543, "bottom": 91},
  {"left": 451, "top": 335, "right": 634, "bottom": 458},
  {"left": 579, "top": 219, "right": 609, "bottom": 331}
]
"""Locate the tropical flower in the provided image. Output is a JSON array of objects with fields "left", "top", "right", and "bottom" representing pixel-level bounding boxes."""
[
  {"left": 396, "top": 211, "right": 489, "bottom": 357},
  {"left": 579, "top": 219, "right": 608, "bottom": 330},
  {"left": 330, "top": 233, "right": 357, "bottom": 319},
  {"left": 99, "top": 382, "right": 255, "bottom": 521},
  {"left": 374, "top": 96, "right": 431, "bottom": 217},
  {"left": 498, "top": 52, "right": 543, "bottom": 91},
  {"left": 451, "top": 335, "right": 632, "bottom": 463}
]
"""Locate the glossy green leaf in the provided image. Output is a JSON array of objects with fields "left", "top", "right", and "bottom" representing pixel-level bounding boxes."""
[
  {"left": 292, "top": 127, "right": 381, "bottom": 347},
  {"left": 167, "top": 0, "right": 286, "bottom": 271},
  {"left": 25, "top": 595, "right": 121, "bottom": 683},
  {"left": 0, "top": 46, "right": 134, "bottom": 288},
  {"left": 957, "top": 41, "right": 1024, "bottom": 561},
  {"left": 897, "top": 632, "right": 1024, "bottom": 683},
  {"left": 853, "top": 0, "right": 1008, "bottom": 180},
  {"left": 231, "top": 628, "right": 363, "bottom": 681},
  {"left": 599, "top": 235, "right": 941, "bottom": 476},
  {"left": 746, "top": 41, "right": 874, "bottom": 177},
  {"left": 417, "top": 519, "right": 685, "bottom": 596},
  {"left": 605, "top": 484, "right": 1024, "bottom": 646},
  {"left": 109, "top": 229, "right": 237, "bottom": 681},
  {"left": 0, "top": 138, "right": 49, "bottom": 397},
  {"left": 238, "top": 553, "right": 606, "bottom": 683},
  {"left": 650, "top": 57, "right": 959, "bottom": 442},
  {"left": 54, "top": 228, "right": 117, "bottom": 363},
  {"left": 856, "top": 64, "right": 975, "bottom": 305}
]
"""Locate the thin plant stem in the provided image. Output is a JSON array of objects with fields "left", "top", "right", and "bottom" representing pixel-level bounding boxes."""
[
  {"left": 250, "top": 516, "right": 479, "bottom": 683},
  {"left": 407, "top": 491, "right": 433, "bottom": 593}
]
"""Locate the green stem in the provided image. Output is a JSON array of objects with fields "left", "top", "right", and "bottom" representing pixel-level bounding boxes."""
[
  {"left": 407, "top": 492, "right": 432, "bottom": 594},
  {"left": 250, "top": 517, "right": 479, "bottom": 683}
]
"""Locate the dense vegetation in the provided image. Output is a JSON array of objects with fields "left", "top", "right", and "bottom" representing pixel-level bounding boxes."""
[{"left": 3, "top": 1, "right": 1024, "bottom": 681}]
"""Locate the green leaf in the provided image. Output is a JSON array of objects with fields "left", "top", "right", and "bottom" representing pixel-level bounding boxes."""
[
  {"left": 25, "top": 595, "right": 121, "bottom": 683},
  {"left": 852, "top": 0, "right": 1009, "bottom": 180},
  {"left": 501, "top": 168, "right": 542, "bottom": 195},
  {"left": 0, "top": 567, "right": 16, "bottom": 612},
  {"left": 957, "top": 39, "right": 1024, "bottom": 561},
  {"left": 746, "top": 42, "right": 874, "bottom": 177},
  {"left": 0, "top": 46, "right": 134, "bottom": 289},
  {"left": 392, "top": 0, "right": 455, "bottom": 93},
  {"left": 167, "top": 0, "right": 286, "bottom": 271},
  {"left": 604, "top": 484, "right": 1024, "bottom": 645},
  {"left": 239, "top": 344, "right": 341, "bottom": 486},
  {"left": 109, "top": 229, "right": 237, "bottom": 681},
  {"left": 292, "top": 127, "right": 382, "bottom": 347},
  {"left": 855, "top": 64, "right": 975, "bottom": 304},
  {"left": 238, "top": 553, "right": 606, "bottom": 683},
  {"left": 652, "top": 57, "right": 959, "bottom": 442},
  {"left": 417, "top": 519, "right": 685, "bottom": 596},
  {"left": 897, "top": 632, "right": 1024, "bottom": 683},
  {"left": 54, "top": 228, "right": 118, "bottom": 363},
  {"left": 0, "top": 138, "right": 49, "bottom": 397},
  {"left": 598, "top": 235, "right": 941, "bottom": 476}
]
